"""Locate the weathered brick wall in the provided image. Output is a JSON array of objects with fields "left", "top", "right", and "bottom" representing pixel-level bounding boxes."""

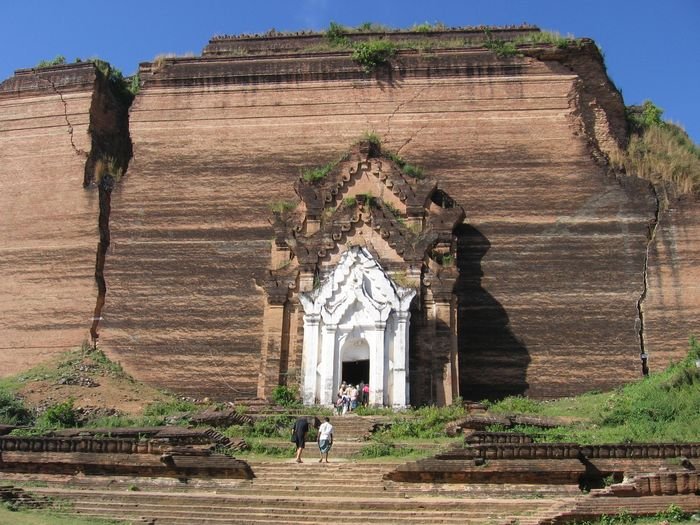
[
  {"left": 0, "top": 64, "right": 98, "bottom": 374},
  {"left": 104, "top": 43, "right": 661, "bottom": 400},
  {"left": 645, "top": 191, "right": 700, "bottom": 367},
  {"left": 1, "top": 35, "right": 695, "bottom": 403}
]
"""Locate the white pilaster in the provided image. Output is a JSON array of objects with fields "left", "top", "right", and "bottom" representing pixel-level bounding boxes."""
[
  {"left": 301, "top": 314, "right": 320, "bottom": 405},
  {"left": 392, "top": 311, "right": 410, "bottom": 408},
  {"left": 369, "top": 321, "right": 386, "bottom": 406},
  {"left": 319, "top": 324, "right": 337, "bottom": 405}
]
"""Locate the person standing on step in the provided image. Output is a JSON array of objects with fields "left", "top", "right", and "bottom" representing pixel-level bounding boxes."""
[
  {"left": 317, "top": 416, "right": 334, "bottom": 463},
  {"left": 349, "top": 384, "right": 358, "bottom": 411},
  {"left": 292, "top": 416, "right": 309, "bottom": 463}
]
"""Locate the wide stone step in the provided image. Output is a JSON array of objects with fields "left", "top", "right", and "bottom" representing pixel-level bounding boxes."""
[
  {"left": 49, "top": 497, "right": 557, "bottom": 525},
  {"left": 63, "top": 500, "right": 544, "bottom": 518},
  {"left": 59, "top": 510, "right": 505, "bottom": 525}
]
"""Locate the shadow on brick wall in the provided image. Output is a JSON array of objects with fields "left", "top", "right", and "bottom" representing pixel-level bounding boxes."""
[{"left": 455, "top": 224, "right": 530, "bottom": 401}]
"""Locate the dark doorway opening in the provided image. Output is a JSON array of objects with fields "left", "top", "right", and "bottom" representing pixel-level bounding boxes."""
[{"left": 342, "top": 360, "right": 369, "bottom": 386}]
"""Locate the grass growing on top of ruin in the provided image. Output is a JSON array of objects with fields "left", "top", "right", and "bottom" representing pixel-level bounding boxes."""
[
  {"left": 486, "top": 337, "right": 700, "bottom": 443},
  {"left": 611, "top": 100, "right": 700, "bottom": 195}
]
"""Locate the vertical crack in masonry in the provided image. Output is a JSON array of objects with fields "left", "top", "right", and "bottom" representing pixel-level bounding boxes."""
[
  {"left": 636, "top": 185, "right": 660, "bottom": 375},
  {"left": 35, "top": 72, "right": 89, "bottom": 159},
  {"left": 90, "top": 175, "right": 113, "bottom": 345}
]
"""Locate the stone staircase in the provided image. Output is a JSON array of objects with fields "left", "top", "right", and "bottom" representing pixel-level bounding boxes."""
[
  {"left": 535, "top": 493, "right": 700, "bottom": 525},
  {"left": 21, "top": 459, "right": 575, "bottom": 524}
]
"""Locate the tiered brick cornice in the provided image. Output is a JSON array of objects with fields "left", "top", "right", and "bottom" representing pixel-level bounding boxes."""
[{"left": 203, "top": 26, "right": 541, "bottom": 57}]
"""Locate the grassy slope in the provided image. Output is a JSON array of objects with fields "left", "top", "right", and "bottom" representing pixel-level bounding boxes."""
[
  {"left": 488, "top": 338, "right": 700, "bottom": 443},
  {"left": 611, "top": 102, "right": 700, "bottom": 196},
  {"left": 0, "top": 506, "right": 124, "bottom": 525}
]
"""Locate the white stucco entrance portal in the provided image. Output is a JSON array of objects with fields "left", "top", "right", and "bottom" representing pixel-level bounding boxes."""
[{"left": 298, "top": 247, "right": 416, "bottom": 407}]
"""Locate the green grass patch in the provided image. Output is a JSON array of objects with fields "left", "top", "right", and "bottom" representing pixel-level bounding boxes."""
[
  {"left": 269, "top": 200, "right": 297, "bottom": 214},
  {"left": 569, "top": 504, "right": 693, "bottom": 524},
  {"left": 486, "top": 337, "right": 700, "bottom": 443},
  {"left": 0, "top": 505, "right": 125, "bottom": 524},
  {"left": 381, "top": 402, "right": 467, "bottom": 439},
  {"left": 514, "top": 30, "right": 579, "bottom": 49}
]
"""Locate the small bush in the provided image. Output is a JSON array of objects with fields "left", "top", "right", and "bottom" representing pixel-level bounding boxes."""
[
  {"left": 362, "top": 131, "right": 381, "bottom": 147},
  {"left": 655, "top": 503, "right": 689, "bottom": 521},
  {"left": 326, "top": 21, "right": 350, "bottom": 47},
  {"left": 39, "top": 399, "right": 78, "bottom": 428},
  {"left": 484, "top": 38, "right": 518, "bottom": 57},
  {"left": 352, "top": 40, "right": 397, "bottom": 72},
  {"left": 271, "top": 385, "right": 301, "bottom": 407},
  {"left": 0, "top": 390, "right": 33, "bottom": 425},
  {"left": 36, "top": 55, "right": 66, "bottom": 68},
  {"left": 89, "top": 58, "right": 135, "bottom": 105}
]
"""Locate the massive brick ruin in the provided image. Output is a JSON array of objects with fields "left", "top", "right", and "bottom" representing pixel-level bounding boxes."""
[{"left": 0, "top": 27, "right": 697, "bottom": 404}]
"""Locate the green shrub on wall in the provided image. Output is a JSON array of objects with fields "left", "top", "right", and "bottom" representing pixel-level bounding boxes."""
[{"left": 352, "top": 40, "right": 397, "bottom": 72}]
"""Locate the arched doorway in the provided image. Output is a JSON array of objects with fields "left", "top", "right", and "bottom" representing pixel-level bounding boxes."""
[{"left": 341, "top": 338, "right": 369, "bottom": 387}]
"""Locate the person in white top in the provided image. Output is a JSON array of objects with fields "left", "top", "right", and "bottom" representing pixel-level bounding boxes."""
[{"left": 317, "top": 417, "right": 334, "bottom": 463}]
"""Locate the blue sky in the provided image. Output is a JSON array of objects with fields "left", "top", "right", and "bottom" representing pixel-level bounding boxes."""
[{"left": 2, "top": 0, "right": 698, "bottom": 142}]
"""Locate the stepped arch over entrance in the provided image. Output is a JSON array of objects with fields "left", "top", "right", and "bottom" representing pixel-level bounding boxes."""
[
  {"left": 299, "top": 247, "right": 415, "bottom": 407},
  {"left": 256, "top": 139, "right": 465, "bottom": 407}
]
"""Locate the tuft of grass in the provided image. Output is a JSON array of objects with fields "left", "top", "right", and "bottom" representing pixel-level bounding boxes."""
[
  {"left": 356, "top": 434, "right": 416, "bottom": 458},
  {"left": 142, "top": 399, "right": 198, "bottom": 417},
  {"left": 302, "top": 161, "right": 335, "bottom": 182},
  {"left": 385, "top": 151, "right": 424, "bottom": 179},
  {"left": 269, "top": 200, "right": 297, "bottom": 213},
  {"left": 301, "top": 150, "right": 348, "bottom": 183},
  {"left": 383, "top": 402, "right": 466, "bottom": 439},
  {"left": 514, "top": 30, "right": 579, "bottom": 49},
  {"left": 411, "top": 21, "right": 447, "bottom": 33}
]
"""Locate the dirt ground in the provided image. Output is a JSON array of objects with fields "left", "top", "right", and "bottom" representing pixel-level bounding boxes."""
[{"left": 6, "top": 346, "right": 169, "bottom": 416}]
